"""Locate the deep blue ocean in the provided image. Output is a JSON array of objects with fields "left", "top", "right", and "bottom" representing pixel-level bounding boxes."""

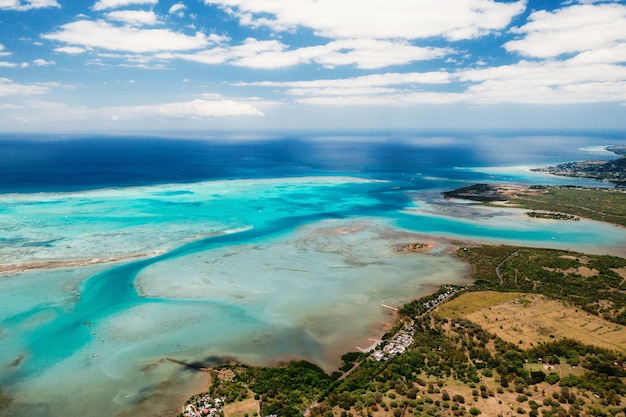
[
  {"left": 1, "top": 131, "right": 626, "bottom": 417},
  {"left": 2, "top": 131, "right": 624, "bottom": 193}
]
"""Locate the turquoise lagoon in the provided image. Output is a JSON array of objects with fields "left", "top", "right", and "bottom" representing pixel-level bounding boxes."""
[{"left": 1, "top": 135, "right": 626, "bottom": 416}]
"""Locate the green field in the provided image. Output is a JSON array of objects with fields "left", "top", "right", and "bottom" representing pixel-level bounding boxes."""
[{"left": 510, "top": 186, "right": 626, "bottom": 227}]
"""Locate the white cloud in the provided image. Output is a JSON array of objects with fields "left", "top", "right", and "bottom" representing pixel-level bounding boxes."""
[
  {"left": 54, "top": 46, "right": 87, "bottom": 54},
  {"left": 286, "top": 87, "right": 400, "bottom": 97},
  {"left": 240, "top": 71, "right": 451, "bottom": 89},
  {"left": 205, "top": 0, "right": 527, "bottom": 41},
  {"left": 108, "top": 98, "right": 264, "bottom": 119},
  {"left": 0, "top": 0, "right": 59, "bottom": 11},
  {"left": 236, "top": 71, "right": 460, "bottom": 106},
  {"left": 0, "top": 62, "right": 17, "bottom": 68},
  {"left": 105, "top": 10, "right": 158, "bottom": 26},
  {"left": 0, "top": 98, "right": 265, "bottom": 125},
  {"left": 290, "top": 39, "right": 450, "bottom": 69},
  {"left": 0, "top": 43, "right": 13, "bottom": 57},
  {"left": 294, "top": 91, "right": 465, "bottom": 106},
  {"left": 0, "top": 78, "right": 50, "bottom": 96},
  {"left": 505, "top": 3, "right": 626, "bottom": 58},
  {"left": 458, "top": 59, "right": 626, "bottom": 104},
  {"left": 569, "top": 43, "right": 626, "bottom": 65},
  {"left": 42, "top": 20, "right": 209, "bottom": 53},
  {"left": 33, "top": 58, "right": 55, "bottom": 66},
  {"left": 168, "top": 38, "right": 451, "bottom": 69},
  {"left": 241, "top": 55, "right": 626, "bottom": 107},
  {"left": 92, "top": 0, "right": 157, "bottom": 11},
  {"left": 169, "top": 3, "right": 186, "bottom": 17}
]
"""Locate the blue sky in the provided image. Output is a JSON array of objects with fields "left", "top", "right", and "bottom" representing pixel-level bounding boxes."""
[{"left": 1, "top": 0, "right": 625, "bottom": 132}]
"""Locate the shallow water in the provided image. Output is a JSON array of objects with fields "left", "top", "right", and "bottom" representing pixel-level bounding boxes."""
[{"left": 1, "top": 134, "right": 626, "bottom": 416}]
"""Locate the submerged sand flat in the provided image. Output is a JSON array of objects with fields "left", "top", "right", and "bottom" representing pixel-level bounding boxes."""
[
  {"left": 0, "top": 252, "right": 162, "bottom": 275},
  {"left": 0, "top": 218, "right": 471, "bottom": 417}
]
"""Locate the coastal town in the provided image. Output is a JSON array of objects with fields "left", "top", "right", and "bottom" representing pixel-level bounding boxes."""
[
  {"left": 369, "top": 327, "right": 414, "bottom": 361},
  {"left": 368, "top": 285, "right": 464, "bottom": 362},
  {"left": 531, "top": 158, "right": 626, "bottom": 186},
  {"left": 182, "top": 394, "right": 225, "bottom": 417}
]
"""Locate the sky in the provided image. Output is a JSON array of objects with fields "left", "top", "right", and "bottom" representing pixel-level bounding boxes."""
[{"left": 0, "top": 0, "right": 626, "bottom": 132}]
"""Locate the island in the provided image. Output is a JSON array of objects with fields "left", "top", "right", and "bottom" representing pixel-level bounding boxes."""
[
  {"left": 175, "top": 182, "right": 626, "bottom": 417},
  {"left": 397, "top": 242, "right": 435, "bottom": 253}
]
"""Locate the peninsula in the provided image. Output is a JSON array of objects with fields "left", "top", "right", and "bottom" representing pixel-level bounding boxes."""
[
  {"left": 531, "top": 146, "right": 626, "bottom": 187},
  {"left": 444, "top": 183, "right": 626, "bottom": 227}
]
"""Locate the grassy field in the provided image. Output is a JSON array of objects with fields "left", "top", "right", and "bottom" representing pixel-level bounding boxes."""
[
  {"left": 435, "top": 291, "right": 523, "bottom": 318},
  {"left": 509, "top": 186, "right": 626, "bottom": 227},
  {"left": 223, "top": 398, "right": 260, "bottom": 417},
  {"left": 438, "top": 292, "right": 626, "bottom": 352},
  {"left": 456, "top": 245, "right": 626, "bottom": 325}
]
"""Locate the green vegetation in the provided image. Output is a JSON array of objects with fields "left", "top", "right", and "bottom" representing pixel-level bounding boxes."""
[
  {"left": 457, "top": 245, "right": 626, "bottom": 324},
  {"left": 442, "top": 183, "right": 508, "bottom": 201},
  {"left": 201, "top": 361, "right": 334, "bottom": 417},
  {"left": 443, "top": 183, "right": 626, "bottom": 227},
  {"left": 525, "top": 211, "right": 579, "bottom": 221},
  {"left": 510, "top": 186, "right": 626, "bottom": 227}
]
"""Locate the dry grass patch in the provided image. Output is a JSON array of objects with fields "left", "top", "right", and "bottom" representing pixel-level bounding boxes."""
[
  {"left": 612, "top": 267, "right": 626, "bottom": 284},
  {"left": 223, "top": 398, "right": 260, "bottom": 417},
  {"left": 461, "top": 293, "right": 626, "bottom": 352},
  {"left": 542, "top": 266, "right": 599, "bottom": 277},
  {"left": 435, "top": 291, "right": 524, "bottom": 318}
]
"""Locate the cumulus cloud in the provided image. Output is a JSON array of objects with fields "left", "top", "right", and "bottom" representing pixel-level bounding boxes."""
[
  {"left": 505, "top": 3, "right": 626, "bottom": 58},
  {"left": 241, "top": 54, "right": 626, "bottom": 107},
  {"left": 105, "top": 10, "right": 158, "bottom": 26},
  {"left": 42, "top": 20, "right": 209, "bottom": 53},
  {"left": 92, "top": 0, "right": 157, "bottom": 11},
  {"left": 459, "top": 59, "right": 626, "bottom": 104},
  {"left": 33, "top": 58, "right": 55, "bottom": 66},
  {"left": 205, "top": 0, "right": 527, "bottom": 41},
  {"left": 0, "top": 97, "right": 267, "bottom": 128},
  {"left": 0, "top": 0, "right": 59, "bottom": 11},
  {"left": 107, "top": 98, "right": 264, "bottom": 119}
]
